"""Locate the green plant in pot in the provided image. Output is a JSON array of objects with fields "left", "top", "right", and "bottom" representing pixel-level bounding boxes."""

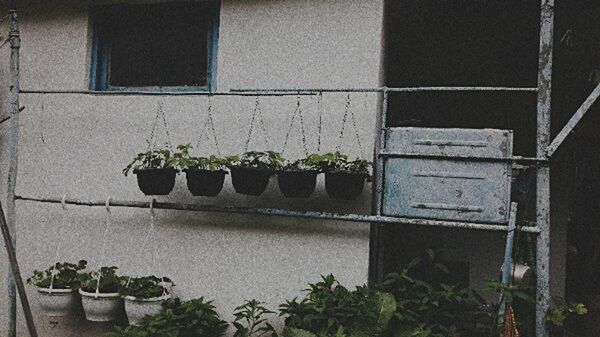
[
  {"left": 278, "top": 154, "right": 323, "bottom": 198},
  {"left": 78, "top": 266, "right": 126, "bottom": 322},
  {"left": 320, "top": 152, "right": 371, "bottom": 200},
  {"left": 279, "top": 274, "right": 396, "bottom": 337},
  {"left": 123, "top": 148, "right": 177, "bottom": 196},
  {"left": 174, "top": 144, "right": 229, "bottom": 197},
  {"left": 27, "top": 260, "right": 87, "bottom": 317},
  {"left": 107, "top": 297, "right": 228, "bottom": 337},
  {"left": 232, "top": 299, "right": 277, "bottom": 337},
  {"left": 227, "top": 151, "right": 284, "bottom": 196},
  {"left": 120, "top": 275, "right": 174, "bottom": 325}
]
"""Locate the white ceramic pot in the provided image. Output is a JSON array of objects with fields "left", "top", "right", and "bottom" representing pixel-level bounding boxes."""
[
  {"left": 36, "top": 288, "right": 78, "bottom": 317},
  {"left": 79, "top": 289, "right": 123, "bottom": 322},
  {"left": 124, "top": 294, "right": 170, "bottom": 325}
]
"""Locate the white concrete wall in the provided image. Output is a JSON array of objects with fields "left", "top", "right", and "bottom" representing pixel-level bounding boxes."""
[{"left": 0, "top": 0, "right": 385, "bottom": 336}]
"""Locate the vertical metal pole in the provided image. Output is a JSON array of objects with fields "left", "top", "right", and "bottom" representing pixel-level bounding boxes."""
[
  {"left": 6, "top": 3, "right": 21, "bottom": 337},
  {"left": 370, "top": 88, "right": 389, "bottom": 283},
  {"left": 535, "top": 1, "right": 554, "bottom": 336}
]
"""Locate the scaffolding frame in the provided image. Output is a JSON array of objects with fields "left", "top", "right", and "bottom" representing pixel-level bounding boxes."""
[{"left": 6, "top": 1, "right": 600, "bottom": 337}]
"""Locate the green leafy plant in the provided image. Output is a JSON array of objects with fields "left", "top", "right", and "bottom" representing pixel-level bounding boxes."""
[
  {"left": 227, "top": 151, "right": 284, "bottom": 171},
  {"left": 233, "top": 299, "right": 277, "bottom": 337},
  {"left": 119, "top": 275, "right": 173, "bottom": 299},
  {"left": 318, "top": 152, "right": 371, "bottom": 175},
  {"left": 123, "top": 149, "right": 175, "bottom": 176},
  {"left": 282, "top": 154, "right": 325, "bottom": 171},
  {"left": 26, "top": 260, "right": 87, "bottom": 289},
  {"left": 171, "top": 144, "right": 229, "bottom": 171},
  {"left": 279, "top": 274, "right": 396, "bottom": 337},
  {"left": 377, "top": 250, "right": 493, "bottom": 337},
  {"left": 79, "top": 266, "right": 125, "bottom": 293},
  {"left": 106, "top": 297, "right": 228, "bottom": 337},
  {"left": 546, "top": 297, "right": 587, "bottom": 330}
]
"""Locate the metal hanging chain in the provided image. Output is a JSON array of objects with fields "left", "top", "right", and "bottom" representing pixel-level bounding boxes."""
[
  {"left": 244, "top": 96, "right": 270, "bottom": 152},
  {"left": 281, "top": 96, "right": 309, "bottom": 157},
  {"left": 316, "top": 92, "right": 323, "bottom": 153},
  {"left": 335, "top": 94, "right": 351, "bottom": 153},
  {"left": 196, "top": 95, "right": 221, "bottom": 156},
  {"left": 146, "top": 100, "right": 173, "bottom": 152},
  {"left": 93, "top": 197, "right": 113, "bottom": 297}
]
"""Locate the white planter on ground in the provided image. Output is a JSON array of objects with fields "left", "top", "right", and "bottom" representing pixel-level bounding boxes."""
[
  {"left": 36, "top": 288, "right": 78, "bottom": 317},
  {"left": 124, "top": 294, "right": 170, "bottom": 325},
  {"left": 79, "top": 289, "right": 123, "bottom": 322}
]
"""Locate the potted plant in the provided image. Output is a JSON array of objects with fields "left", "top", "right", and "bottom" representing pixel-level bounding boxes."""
[
  {"left": 26, "top": 260, "right": 87, "bottom": 317},
  {"left": 106, "top": 297, "right": 228, "bottom": 337},
  {"left": 174, "top": 144, "right": 229, "bottom": 197},
  {"left": 120, "top": 275, "right": 173, "bottom": 325},
  {"left": 228, "top": 151, "right": 284, "bottom": 196},
  {"left": 278, "top": 154, "right": 322, "bottom": 198},
  {"left": 123, "top": 149, "right": 177, "bottom": 195},
  {"left": 79, "top": 266, "right": 125, "bottom": 322},
  {"left": 320, "top": 152, "right": 371, "bottom": 200},
  {"left": 232, "top": 299, "right": 277, "bottom": 337},
  {"left": 546, "top": 297, "right": 588, "bottom": 337}
]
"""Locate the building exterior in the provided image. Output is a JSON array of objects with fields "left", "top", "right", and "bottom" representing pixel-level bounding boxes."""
[{"left": 0, "top": 1, "right": 577, "bottom": 336}]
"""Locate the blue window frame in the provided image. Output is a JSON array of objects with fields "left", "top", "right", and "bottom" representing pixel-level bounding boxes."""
[{"left": 90, "top": 1, "right": 220, "bottom": 92}]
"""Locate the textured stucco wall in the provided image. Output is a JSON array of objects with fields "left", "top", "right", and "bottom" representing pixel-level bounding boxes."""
[{"left": 0, "top": 0, "right": 385, "bottom": 336}]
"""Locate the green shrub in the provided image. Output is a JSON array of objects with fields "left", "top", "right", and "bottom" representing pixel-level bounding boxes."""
[
  {"left": 119, "top": 276, "right": 173, "bottom": 299},
  {"left": 106, "top": 297, "right": 228, "bottom": 337},
  {"left": 27, "top": 260, "right": 87, "bottom": 289},
  {"left": 232, "top": 299, "right": 277, "bottom": 337},
  {"left": 79, "top": 266, "right": 125, "bottom": 293},
  {"left": 227, "top": 151, "right": 284, "bottom": 171},
  {"left": 123, "top": 149, "right": 176, "bottom": 176}
]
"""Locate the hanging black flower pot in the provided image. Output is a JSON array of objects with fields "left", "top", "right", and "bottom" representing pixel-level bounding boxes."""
[
  {"left": 325, "top": 171, "right": 368, "bottom": 200},
  {"left": 134, "top": 168, "right": 177, "bottom": 196},
  {"left": 230, "top": 167, "right": 272, "bottom": 196},
  {"left": 278, "top": 170, "right": 319, "bottom": 198},
  {"left": 185, "top": 169, "right": 227, "bottom": 197}
]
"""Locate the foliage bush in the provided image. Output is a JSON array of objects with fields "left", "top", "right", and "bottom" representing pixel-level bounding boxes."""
[
  {"left": 227, "top": 151, "right": 284, "bottom": 171},
  {"left": 106, "top": 297, "right": 228, "bottom": 337},
  {"left": 123, "top": 149, "right": 176, "bottom": 176},
  {"left": 171, "top": 144, "right": 229, "bottom": 171},
  {"left": 318, "top": 152, "right": 371, "bottom": 175},
  {"left": 279, "top": 274, "right": 396, "bottom": 337},
  {"left": 27, "top": 260, "right": 87, "bottom": 289},
  {"left": 119, "top": 276, "right": 173, "bottom": 299},
  {"left": 233, "top": 299, "right": 277, "bottom": 337},
  {"left": 79, "top": 266, "right": 125, "bottom": 293}
]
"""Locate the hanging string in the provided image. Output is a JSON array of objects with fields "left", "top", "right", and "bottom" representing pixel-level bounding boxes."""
[
  {"left": 316, "top": 92, "right": 323, "bottom": 153},
  {"left": 244, "top": 96, "right": 270, "bottom": 152},
  {"left": 335, "top": 94, "right": 351, "bottom": 153},
  {"left": 146, "top": 100, "right": 173, "bottom": 152},
  {"left": 49, "top": 194, "right": 68, "bottom": 292},
  {"left": 281, "top": 96, "right": 309, "bottom": 157},
  {"left": 196, "top": 95, "right": 221, "bottom": 156},
  {"left": 126, "top": 198, "right": 156, "bottom": 288},
  {"left": 93, "top": 196, "right": 113, "bottom": 297}
]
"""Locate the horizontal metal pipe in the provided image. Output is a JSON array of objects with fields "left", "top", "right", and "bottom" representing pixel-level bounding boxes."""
[
  {"left": 19, "top": 90, "right": 316, "bottom": 97},
  {"left": 232, "top": 87, "right": 538, "bottom": 93},
  {"left": 15, "top": 195, "right": 540, "bottom": 234}
]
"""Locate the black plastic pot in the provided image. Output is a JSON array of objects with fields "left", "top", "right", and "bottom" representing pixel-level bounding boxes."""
[
  {"left": 230, "top": 167, "right": 273, "bottom": 196},
  {"left": 134, "top": 168, "right": 177, "bottom": 196},
  {"left": 325, "top": 171, "right": 368, "bottom": 200},
  {"left": 278, "top": 170, "right": 319, "bottom": 198},
  {"left": 185, "top": 169, "right": 227, "bottom": 197}
]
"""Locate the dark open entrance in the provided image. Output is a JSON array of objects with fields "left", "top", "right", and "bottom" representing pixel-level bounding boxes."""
[{"left": 376, "top": 1, "right": 600, "bottom": 335}]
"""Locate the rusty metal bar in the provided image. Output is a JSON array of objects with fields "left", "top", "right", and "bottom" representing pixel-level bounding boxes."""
[
  {"left": 6, "top": 6, "right": 21, "bottom": 337},
  {"left": 535, "top": 0, "right": 555, "bottom": 336},
  {"left": 231, "top": 86, "right": 538, "bottom": 93},
  {"left": 499, "top": 202, "right": 519, "bottom": 325},
  {"left": 15, "top": 195, "right": 541, "bottom": 234},
  {"left": 546, "top": 82, "right": 600, "bottom": 157},
  {"left": 0, "top": 202, "right": 38, "bottom": 337},
  {"left": 379, "top": 152, "right": 548, "bottom": 164},
  {"left": 19, "top": 89, "right": 316, "bottom": 97}
]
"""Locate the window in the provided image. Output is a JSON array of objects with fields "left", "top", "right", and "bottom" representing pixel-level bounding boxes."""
[{"left": 90, "top": 2, "right": 219, "bottom": 91}]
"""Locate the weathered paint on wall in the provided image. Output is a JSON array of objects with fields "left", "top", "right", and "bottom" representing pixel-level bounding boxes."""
[{"left": 0, "top": 0, "right": 385, "bottom": 336}]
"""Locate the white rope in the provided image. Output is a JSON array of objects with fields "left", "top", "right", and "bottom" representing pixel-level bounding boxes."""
[
  {"left": 48, "top": 193, "right": 68, "bottom": 292},
  {"left": 93, "top": 196, "right": 112, "bottom": 297},
  {"left": 126, "top": 198, "right": 156, "bottom": 288}
]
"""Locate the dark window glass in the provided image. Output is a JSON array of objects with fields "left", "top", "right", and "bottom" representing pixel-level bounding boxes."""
[{"left": 92, "top": 2, "right": 217, "bottom": 89}]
